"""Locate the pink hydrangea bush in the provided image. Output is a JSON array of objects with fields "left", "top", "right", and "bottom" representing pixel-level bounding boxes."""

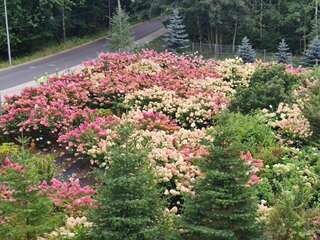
[
  {"left": 39, "top": 178, "right": 95, "bottom": 215},
  {"left": 123, "top": 110, "right": 180, "bottom": 133},
  {"left": 58, "top": 115, "right": 120, "bottom": 157}
]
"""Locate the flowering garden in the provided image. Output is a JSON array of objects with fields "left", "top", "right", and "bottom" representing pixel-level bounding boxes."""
[{"left": 0, "top": 50, "right": 320, "bottom": 239}]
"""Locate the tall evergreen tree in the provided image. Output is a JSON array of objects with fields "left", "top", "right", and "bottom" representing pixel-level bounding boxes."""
[
  {"left": 304, "top": 38, "right": 320, "bottom": 66},
  {"left": 110, "top": 2, "right": 134, "bottom": 51},
  {"left": 276, "top": 39, "right": 291, "bottom": 64},
  {"left": 182, "top": 115, "right": 262, "bottom": 240},
  {"left": 165, "top": 9, "right": 190, "bottom": 53},
  {"left": 90, "top": 125, "right": 176, "bottom": 240},
  {"left": 239, "top": 36, "right": 256, "bottom": 63}
]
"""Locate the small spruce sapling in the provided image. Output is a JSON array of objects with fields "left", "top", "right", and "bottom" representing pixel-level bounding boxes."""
[
  {"left": 239, "top": 37, "right": 256, "bottom": 63},
  {"left": 304, "top": 38, "right": 320, "bottom": 66},
  {"left": 165, "top": 9, "right": 190, "bottom": 53},
  {"left": 90, "top": 125, "right": 178, "bottom": 240},
  {"left": 182, "top": 115, "right": 262, "bottom": 240},
  {"left": 0, "top": 148, "right": 63, "bottom": 239},
  {"left": 110, "top": 3, "right": 134, "bottom": 52},
  {"left": 276, "top": 39, "right": 291, "bottom": 64}
]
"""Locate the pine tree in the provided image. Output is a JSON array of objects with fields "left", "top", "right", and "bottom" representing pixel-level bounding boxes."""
[
  {"left": 275, "top": 39, "right": 291, "bottom": 64},
  {"left": 165, "top": 9, "right": 190, "bottom": 53},
  {"left": 304, "top": 38, "right": 320, "bottom": 66},
  {"left": 182, "top": 115, "right": 262, "bottom": 240},
  {"left": 238, "top": 37, "right": 256, "bottom": 63},
  {"left": 110, "top": 2, "right": 134, "bottom": 52},
  {"left": 90, "top": 125, "right": 176, "bottom": 240}
]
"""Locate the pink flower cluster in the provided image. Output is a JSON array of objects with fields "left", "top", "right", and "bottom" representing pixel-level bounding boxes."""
[
  {"left": 39, "top": 178, "right": 96, "bottom": 213},
  {"left": 125, "top": 111, "right": 180, "bottom": 133},
  {"left": 0, "top": 184, "right": 14, "bottom": 202},
  {"left": 0, "top": 157, "right": 24, "bottom": 174},
  {"left": 240, "top": 151, "right": 264, "bottom": 186},
  {"left": 58, "top": 116, "right": 120, "bottom": 155}
]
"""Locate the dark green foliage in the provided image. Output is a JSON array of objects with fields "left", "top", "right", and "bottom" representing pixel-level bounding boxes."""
[
  {"left": 303, "top": 80, "right": 320, "bottom": 139},
  {"left": 182, "top": 114, "right": 262, "bottom": 240},
  {"left": 238, "top": 37, "right": 256, "bottom": 63},
  {"left": 165, "top": 9, "right": 190, "bottom": 53},
  {"left": 211, "top": 113, "right": 277, "bottom": 154},
  {"left": 0, "top": 0, "right": 108, "bottom": 58},
  {"left": 304, "top": 38, "right": 320, "bottom": 66},
  {"left": 110, "top": 4, "right": 134, "bottom": 51},
  {"left": 231, "top": 64, "right": 299, "bottom": 113},
  {"left": 90, "top": 125, "right": 176, "bottom": 240},
  {"left": 276, "top": 39, "right": 291, "bottom": 64},
  {"left": 0, "top": 148, "right": 63, "bottom": 240}
]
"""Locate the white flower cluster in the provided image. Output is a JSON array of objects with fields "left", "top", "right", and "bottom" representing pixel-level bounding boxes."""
[
  {"left": 263, "top": 103, "right": 312, "bottom": 142},
  {"left": 125, "top": 87, "right": 229, "bottom": 128},
  {"left": 38, "top": 216, "right": 93, "bottom": 240},
  {"left": 124, "top": 86, "right": 178, "bottom": 115},
  {"left": 216, "top": 57, "right": 255, "bottom": 88},
  {"left": 127, "top": 58, "right": 162, "bottom": 75}
]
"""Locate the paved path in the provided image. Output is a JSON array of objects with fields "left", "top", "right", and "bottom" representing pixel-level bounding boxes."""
[{"left": 0, "top": 19, "right": 164, "bottom": 90}]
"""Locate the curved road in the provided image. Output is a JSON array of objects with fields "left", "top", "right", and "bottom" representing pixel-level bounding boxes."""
[{"left": 0, "top": 19, "right": 164, "bottom": 90}]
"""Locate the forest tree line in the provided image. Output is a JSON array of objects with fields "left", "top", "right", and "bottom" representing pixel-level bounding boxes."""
[{"left": 1, "top": 0, "right": 320, "bottom": 58}]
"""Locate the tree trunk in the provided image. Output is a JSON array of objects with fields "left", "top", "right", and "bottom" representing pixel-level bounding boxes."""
[
  {"left": 62, "top": 5, "right": 66, "bottom": 42},
  {"left": 260, "top": 0, "right": 263, "bottom": 40},
  {"left": 232, "top": 18, "right": 238, "bottom": 52}
]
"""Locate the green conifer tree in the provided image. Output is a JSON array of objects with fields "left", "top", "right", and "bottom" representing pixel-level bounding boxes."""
[
  {"left": 110, "top": 2, "right": 134, "bottom": 51},
  {"left": 276, "top": 39, "right": 291, "bottom": 64},
  {"left": 182, "top": 115, "right": 262, "bottom": 240},
  {"left": 90, "top": 125, "right": 177, "bottom": 240},
  {"left": 165, "top": 9, "right": 190, "bottom": 53},
  {"left": 239, "top": 36, "right": 256, "bottom": 63},
  {"left": 0, "top": 151, "right": 63, "bottom": 239},
  {"left": 304, "top": 38, "right": 320, "bottom": 66}
]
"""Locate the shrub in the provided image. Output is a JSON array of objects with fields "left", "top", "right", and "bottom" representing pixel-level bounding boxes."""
[
  {"left": 211, "top": 112, "right": 277, "bottom": 155},
  {"left": 90, "top": 125, "right": 176, "bottom": 240},
  {"left": 303, "top": 80, "right": 320, "bottom": 139},
  {"left": 231, "top": 64, "right": 299, "bottom": 113},
  {"left": 0, "top": 156, "right": 64, "bottom": 239},
  {"left": 182, "top": 116, "right": 262, "bottom": 239},
  {"left": 265, "top": 187, "right": 315, "bottom": 240}
]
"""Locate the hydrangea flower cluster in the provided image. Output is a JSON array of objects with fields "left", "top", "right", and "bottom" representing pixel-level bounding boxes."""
[
  {"left": 240, "top": 151, "right": 264, "bottom": 186},
  {"left": 216, "top": 57, "right": 255, "bottom": 88},
  {"left": 58, "top": 116, "right": 120, "bottom": 156},
  {"left": 38, "top": 216, "right": 93, "bottom": 240},
  {"left": 39, "top": 178, "right": 96, "bottom": 214},
  {"left": 263, "top": 103, "right": 312, "bottom": 143}
]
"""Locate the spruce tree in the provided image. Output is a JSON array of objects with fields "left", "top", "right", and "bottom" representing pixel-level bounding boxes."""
[
  {"left": 276, "top": 39, "right": 291, "bottom": 64},
  {"left": 110, "top": 2, "right": 134, "bottom": 52},
  {"left": 165, "top": 9, "right": 190, "bottom": 53},
  {"left": 239, "top": 37, "right": 256, "bottom": 63},
  {"left": 90, "top": 125, "right": 176, "bottom": 240},
  {"left": 0, "top": 152, "right": 63, "bottom": 239},
  {"left": 304, "top": 38, "right": 320, "bottom": 66},
  {"left": 182, "top": 115, "right": 262, "bottom": 240}
]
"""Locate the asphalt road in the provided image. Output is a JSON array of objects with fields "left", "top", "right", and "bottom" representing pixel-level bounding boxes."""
[{"left": 0, "top": 19, "right": 164, "bottom": 90}]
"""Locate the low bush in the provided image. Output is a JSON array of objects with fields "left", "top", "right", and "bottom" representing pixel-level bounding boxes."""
[{"left": 231, "top": 64, "right": 299, "bottom": 113}]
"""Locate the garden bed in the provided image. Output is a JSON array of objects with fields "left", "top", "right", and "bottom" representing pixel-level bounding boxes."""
[{"left": 0, "top": 51, "right": 320, "bottom": 239}]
